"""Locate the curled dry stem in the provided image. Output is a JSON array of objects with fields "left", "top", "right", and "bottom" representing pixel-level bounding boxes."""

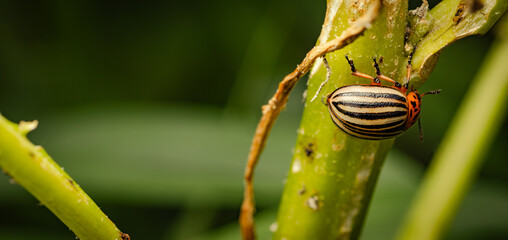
[{"left": 239, "top": 0, "right": 381, "bottom": 239}]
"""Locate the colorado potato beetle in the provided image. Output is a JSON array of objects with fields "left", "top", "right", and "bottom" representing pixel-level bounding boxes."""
[{"left": 326, "top": 54, "right": 440, "bottom": 140}]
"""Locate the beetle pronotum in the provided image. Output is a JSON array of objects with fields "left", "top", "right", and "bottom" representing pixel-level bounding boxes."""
[{"left": 326, "top": 53, "right": 440, "bottom": 140}]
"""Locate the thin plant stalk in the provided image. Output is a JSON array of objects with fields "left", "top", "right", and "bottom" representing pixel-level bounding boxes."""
[{"left": 0, "top": 116, "right": 129, "bottom": 240}]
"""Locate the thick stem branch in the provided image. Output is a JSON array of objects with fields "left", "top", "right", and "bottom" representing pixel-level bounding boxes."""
[
  {"left": 239, "top": 0, "right": 381, "bottom": 239},
  {"left": 273, "top": 0, "right": 408, "bottom": 239}
]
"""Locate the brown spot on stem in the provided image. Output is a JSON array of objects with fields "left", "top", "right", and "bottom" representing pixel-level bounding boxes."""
[
  {"left": 298, "top": 184, "right": 307, "bottom": 196},
  {"left": 304, "top": 143, "right": 315, "bottom": 158},
  {"left": 121, "top": 232, "right": 130, "bottom": 240},
  {"left": 68, "top": 179, "right": 76, "bottom": 189},
  {"left": 306, "top": 195, "right": 321, "bottom": 211},
  {"left": 332, "top": 133, "right": 346, "bottom": 151},
  {"left": 454, "top": 3, "right": 465, "bottom": 24},
  {"left": 472, "top": 0, "right": 484, "bottom": 12},
  {"left": 454, "top": 0, "right": 484, "bottom": 25}
]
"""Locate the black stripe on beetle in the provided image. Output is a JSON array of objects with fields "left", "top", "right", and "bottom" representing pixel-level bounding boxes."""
[
  {"left": 333, "top": 105, "right": 407, "bottom": 120},
  {"left": 337, "top": 117, "right": 405, "bottom": 135},
  {"left": 341, "top": 118, "right": 406, "bottom": 130},
  {"left": 333, "top": 91, "right": 406, "bottom": 103},
  {"left": 334, "top": 100, "right": 408, "bottom": 109},
  {"left": 336, "top": 117, "right": 404, "bottom": 139}
]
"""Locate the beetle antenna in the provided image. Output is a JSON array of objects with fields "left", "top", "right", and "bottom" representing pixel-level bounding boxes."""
[
  {"left": 421, "top": 89, "right": 442, "bottom": 97},
  {"left": 418, "top": 117, "right": 424, "bottom": 142}
]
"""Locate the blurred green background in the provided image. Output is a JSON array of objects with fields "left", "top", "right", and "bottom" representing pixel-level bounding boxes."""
[{"left": 0, "top": 1, "right": 507, "bottom": 239}]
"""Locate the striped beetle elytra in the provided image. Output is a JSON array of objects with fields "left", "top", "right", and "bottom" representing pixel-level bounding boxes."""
[{"left": 326, "top": 54, "right": 440, "bottom": 140}]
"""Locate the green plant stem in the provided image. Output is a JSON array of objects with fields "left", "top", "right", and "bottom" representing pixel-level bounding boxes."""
[
  {"left": 272, "top": 0, "right": 408, "bottom": 239},
  {"left": 396, "top": 18, "right": 508, "bottom": 240},
  {"left": 0, "top": 115, "right": 126, "bottom": 240}
]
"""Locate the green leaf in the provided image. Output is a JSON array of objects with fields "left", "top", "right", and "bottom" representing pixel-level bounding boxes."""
[{"left": 410, "top": 0, "right": 508, "bottom": 86}]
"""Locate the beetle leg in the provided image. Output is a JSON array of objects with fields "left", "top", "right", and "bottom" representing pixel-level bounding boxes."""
[
  {"left": 372, "top": 57, "right": 405, "bottom": 91},
  {"left": 405, "top": 48, "right": 415, "bottom": 91},
  {"left": 345, "top": 55, "right": 380, "bottom": 85},
  {"left": 372, "top": 57, "right": 395, "bottom": 83},
  {"left": 402, "top": 83, "right": 409, "bottom": 93},
  {"left": 321, "top": 93, "right": 331, "bottom": 106}
]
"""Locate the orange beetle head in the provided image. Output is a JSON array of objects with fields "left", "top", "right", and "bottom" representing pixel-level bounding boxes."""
[{"left": 405, "top": 91, "right": 422, "bottom": 130}]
